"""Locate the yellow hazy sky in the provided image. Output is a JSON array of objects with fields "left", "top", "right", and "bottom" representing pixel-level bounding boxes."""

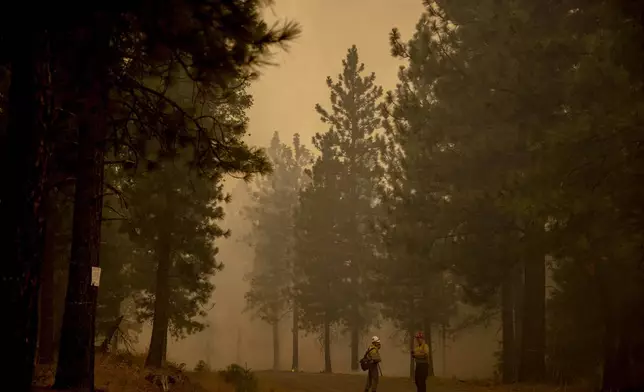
[{"left": 246, "top": 0, "right": 426, "bottom": 149}]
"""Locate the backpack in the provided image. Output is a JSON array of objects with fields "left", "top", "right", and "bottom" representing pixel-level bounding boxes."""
[{"left": 359, "top": 347, "right": 375, "bottom": 371}]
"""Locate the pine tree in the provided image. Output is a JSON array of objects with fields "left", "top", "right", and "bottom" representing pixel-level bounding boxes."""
[
  {"left": 0, "top": 2, "right": 300, "bottom": 388},
  {"left": 244, "top": 131, "right": 311, "bottom": 370},
  {"left": 385, "top": 1, "right": 644, "bottom": 387},
  {"left": 377, "top": 14, "right": 459, "bottom": 377},
  {"left": 121, "top": 156, "right": 228, "bottom": 368},
  {"left": 52, "top": 3, "right": 300, "bottom": 388},
  {"left": 313, "top": 45, "right": 384, "bottom": 371},
  {"left": 96, "top": 165, "right": 144, "bottom": 348},
  {"left": 293, "top": 133, "right": 346, "bottom": 373},
  {"left": 418, "top": 1, "right": 574, "bottom": 382},
  {"left": 540, "top": 2, "right": 644, "bottom": 387}
]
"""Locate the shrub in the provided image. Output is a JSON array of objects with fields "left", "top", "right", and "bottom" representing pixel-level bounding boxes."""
[
  {"left": 194, "top": 360, "right": 211, "bottom": 373},
  {"left": 218, "top": 364, "right": 258, "bottom": 392}
]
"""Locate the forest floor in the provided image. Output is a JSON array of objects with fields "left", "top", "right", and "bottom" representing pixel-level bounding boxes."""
[
  {"left": 32, "top": 354, "right": 591, "bottom": 392},
  {"left": 193, "top": 370, "right": 591, "bottom": 392}
]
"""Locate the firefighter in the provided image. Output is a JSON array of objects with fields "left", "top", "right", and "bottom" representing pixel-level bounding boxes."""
[
  {"left": 411, "top": 331, "right": 430, "bottom": 392},
  {"left": 363, "top": 336, "right": 382, "bottom": 392}
]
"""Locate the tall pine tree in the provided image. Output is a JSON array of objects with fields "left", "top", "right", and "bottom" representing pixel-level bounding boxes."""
[
  {"left": 378, "top": 14, "right": 459, "bottom": 377},
  {"left": 244, "top": 131, "right": 311, "bottom": 370},
  {"left": 123, "top": 156, "right": 229, "bottom": 368},
  {"left": 293, "top": 133, "right": 346, "bottom": 373},
  {"left": 313, "top": 45, "right": 384, "bottom": 371}
]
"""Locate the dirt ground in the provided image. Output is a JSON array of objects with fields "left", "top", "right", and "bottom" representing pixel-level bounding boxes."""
[
  {"left": 254, "top": 371, "right": 590, "bottom": 392},
  {"left": 32, "top": 356, "right": 591, "bottom": 392}
]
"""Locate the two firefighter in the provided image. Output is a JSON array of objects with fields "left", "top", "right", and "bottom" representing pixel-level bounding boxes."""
[{"left": 362, "top": 332, "right": 429, "bottom": 392}]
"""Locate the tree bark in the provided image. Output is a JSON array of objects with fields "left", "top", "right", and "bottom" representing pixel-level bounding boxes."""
[
  {"left": 441, "top": 323, "right": 447, "bottom": 377},
  {"left": 600, "top": 301, "right": 644, "bottom": 390},
  {"left": 291, "top": 303, "right": 299, "bottom": 371},
  {"left": 323, "top": 316, "right": 332, "bottom": 373},
  {"left": 272, "top": 320, "right": 280, "bottom": 370},
  {"left": 501, "top": 273, "right": 516, "bottom": 383},
  {"left": 518, "top": 253, "right": 546, "bottom": 383},
  {"left": 408, "top": 328, "right": 415, "bottom": 379},
  {"left": 146, "top": 234, "right": 172, "bottom": 368},
  {"left": 38, "top": 204, "right": 58, "bottom": 365},
  {"left": 0, "top": 31, "right": 51, "bottom": 392},
  {"left": 350, "top": 324, "right": 359, "bottom": 371},
  {"left": 54, "top": 84, "right": 107, "bottom": 390},
  {"left": 513, "top": 262, "right": 524, "bottom": 380},
  {"left": 422, "top": 320, "right": 435, "bottom": 377},
  {"left": 161, "top": 329, "right": 168, "bottom": 364}
]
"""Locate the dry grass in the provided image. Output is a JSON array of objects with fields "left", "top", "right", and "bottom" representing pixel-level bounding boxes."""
[
  {"left": 33, "top": 358, "right": 591, "bottom": 392},
  {"left": 250, "top": 371, "right": 592, "bottom": 392},
  {"left": 33, "top": 353, "right": 231, "bottom": 392},
  {"left": 186, "top": 372, "right": 235, "bottom": 392}
]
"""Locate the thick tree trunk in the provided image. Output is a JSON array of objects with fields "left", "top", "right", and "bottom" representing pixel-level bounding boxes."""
[
  {"left": 422, "top": 320, "right": 435, "bottom": 377},
  {"left": 501, "top": 273, "right": 516, "bottom": 383},
  {"left": 291, "top": 304, "right": 299, "bottom": 371},
  {"left": 272, "top": 320, "right": 280, "bottom": 370},
  {"left": 323, "top": 317, "right": 332, "bottom": 373},
  {"left": 54, "top": 86, "right": 107, "bottom": 390},
  {"left": 600, "top": 304, "right": 644, "bottom": 390},
  {"left": 0, "top": 31, "right": 51, "bottom": 392},
  {"left": 518, "top": 253, "right": 546, "bottom": 383},
  {"left": 38, "top": 206, "right": 58, "bottom": 365},
  {"left": 350, "top": 324, "right": 359, "bottom": 371},
  {"left": 161, "top": 329, "right": 168, "bottom": 364},
  {"left": 146, "top": 237, "right": 172, "bottom": 368}
]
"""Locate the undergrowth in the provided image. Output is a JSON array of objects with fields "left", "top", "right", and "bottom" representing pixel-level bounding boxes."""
[
  {"left": 32, "top": 352, "right": 229, "bottom": 392},
  {"left": 218, "top": 364, "right": 259, "bottom": 392}
]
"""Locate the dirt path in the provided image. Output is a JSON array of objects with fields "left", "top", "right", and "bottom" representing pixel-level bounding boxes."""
[
  {"left": 255, "top": 371, "right": 590, "bottom": 392},
  {"left": 257, "top": 371, "right": 503, "bottom": 392},
  {"left": 258, "top": 371, "right": 415, "bottom": 392}
]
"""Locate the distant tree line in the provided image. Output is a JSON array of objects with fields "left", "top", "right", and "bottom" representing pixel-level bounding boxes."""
[{"left": 243, "top": 1, "right": 644, "bottom": 390}]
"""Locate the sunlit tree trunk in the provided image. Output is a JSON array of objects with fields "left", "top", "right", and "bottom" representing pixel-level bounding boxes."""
[
  {"left": 272, "top": 319, "right": 280, "bottom": 370},
  {"left": 323, "top": 315, "right": 332, "bottom": 373},
  {"left": 291, "top": 303, "right": 299, "bottom": 371}
]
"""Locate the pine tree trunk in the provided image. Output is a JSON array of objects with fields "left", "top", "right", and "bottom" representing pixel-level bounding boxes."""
[
  {"left": 38, "top": 207, "right": 57, "bottom": 365},
  {"left": 161, "top": 329, "right": 168, "bottom": 364},
  {"left": 54, "top": 84, "right": 107, "bottom": 391},
  {"left": 0, "top": 31, "right": 51, "bottom": 392},
  {"left": 422, "top": 320, "right": 435, "bottom": 377},
  {"left": 236, "top": 329, "right": 242, "bottom": 364},
  {"left": 272, "top": 319, "right": 280, "bottom": 370},
  {"left": 600, "top": 303, "right": 643, "bottom": 390},
  {"left": 513, "top": 262, "right": 524, "bottom": 380},
  {"left": 501, "top": 273, "right": 516, "bottom": 383},
  {"left": 518, "top": 253, "right": 545, "bottom": 382},
  {"left": 291, "top": 304, "right": 299, "bottom": 371},
  {"left": 350, "top": 324, "right": 359, "bottom": 371},
  {"left": 441, "top": 323, "right": 447, "bottom": 377},
  {"left": 146, "top": 236, "right": 172, "bottom": 368},
  {"left": 408, "top": 328, "right": 415, "bottom": 379},
  {"left": 323, "top": 317, "right": 332, "bottom": 373}
]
